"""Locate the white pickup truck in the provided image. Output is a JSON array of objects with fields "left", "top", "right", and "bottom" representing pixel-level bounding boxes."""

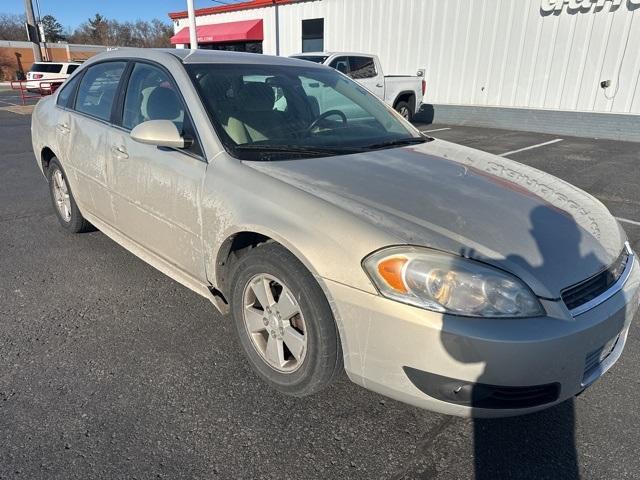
[{"left": 290, "top": 52, "right": 425, "bottom": 121}]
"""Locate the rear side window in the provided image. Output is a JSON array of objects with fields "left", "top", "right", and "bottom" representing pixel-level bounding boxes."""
[
  {"left": 75, "top": 62, "right": 126, "bottom": 122},
  {"left": 56, "top": 74, "right": 81, "bottom": 108},
  {"left": 30, "top": 63, "right": 63, "bottom": 74},
  {"left": 348, "top": 57, "right": 377, "bottom": 79},
  {"left": 66, "top": 64, "right": 79, "bottom": 74}
]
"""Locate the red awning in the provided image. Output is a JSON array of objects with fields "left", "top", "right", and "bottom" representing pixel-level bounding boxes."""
[{"left": 170, "top": 19, "right": 263, "bottom": 45}]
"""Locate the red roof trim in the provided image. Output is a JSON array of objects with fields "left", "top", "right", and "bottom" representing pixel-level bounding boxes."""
[{"left": 168, "top": 0, "right": 301, "bottom": 20}]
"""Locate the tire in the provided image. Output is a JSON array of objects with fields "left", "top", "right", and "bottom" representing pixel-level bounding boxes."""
[
  {"left": 395, "top": 100, "right": 413, "bottom": 122},
  {"left": 47, "top": 157, "right": 93, "bottom": 233},
  {"left": 229, "top": 243, "right": 343, "bottom": 397}
]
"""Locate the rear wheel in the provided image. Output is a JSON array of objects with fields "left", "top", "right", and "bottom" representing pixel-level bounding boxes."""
[
  {"left": 229, "top": 243, "right": 342, "bottom": 396},
  {"left": 395, "top": 100, "right": 413, "bottom": 122},
  {"left": 47, "top": 158, "right": 93, "bottom": 233}
]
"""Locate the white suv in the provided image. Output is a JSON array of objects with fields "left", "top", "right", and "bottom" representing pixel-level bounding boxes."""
[{"left": 26, "top": 62, "right": 81, "bottom": 93}]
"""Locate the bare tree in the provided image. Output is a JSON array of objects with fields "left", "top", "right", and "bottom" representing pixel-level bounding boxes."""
[
  {"left": 0, "top": 13, "right": 27, "bottom": 41},
  {"left": 0, "top": 49, "right": 15, "bottom": 80},
  {"left": 67, "top": 14, "right": 173, "bottom": 48}
]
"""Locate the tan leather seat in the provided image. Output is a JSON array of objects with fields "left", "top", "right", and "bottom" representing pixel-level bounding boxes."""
[{"left": 224, "top": 83, "right": 288, "bottom": 144}]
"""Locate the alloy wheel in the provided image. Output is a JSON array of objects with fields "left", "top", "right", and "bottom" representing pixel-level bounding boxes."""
[
  {"left": 52, "top": 169, "right": 71, "bottom": 222},
  {"left": 242, "top": 273, "right": 308, "bottom": 373}
]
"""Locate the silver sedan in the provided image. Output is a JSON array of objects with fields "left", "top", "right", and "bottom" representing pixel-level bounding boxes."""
[{"left": 31, "top": 48, "right": 639, "bottom": 417}]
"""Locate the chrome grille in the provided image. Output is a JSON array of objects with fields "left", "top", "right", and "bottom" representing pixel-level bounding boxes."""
[{"left": 562, "top": 248, "right": 629, "bottom": 312}]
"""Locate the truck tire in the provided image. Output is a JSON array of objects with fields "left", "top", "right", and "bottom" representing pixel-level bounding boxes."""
[{"left": 395, "top": 100, "right": 413, "bottom": 122}]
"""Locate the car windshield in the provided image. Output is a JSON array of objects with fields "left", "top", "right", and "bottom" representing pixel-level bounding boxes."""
[{"left": 187, "top": 63, "right": 426, "bottom": 161}]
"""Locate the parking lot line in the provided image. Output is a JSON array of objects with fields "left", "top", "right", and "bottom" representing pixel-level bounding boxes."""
[
  {"left": 616, "top": 217, "right": 640, "bottom": 227},
  {"left": 499, "top": 138, "right": 563, "bottom": 157},
  {"left": 421, "top": 127, "right": 451, "bottom": 133}
]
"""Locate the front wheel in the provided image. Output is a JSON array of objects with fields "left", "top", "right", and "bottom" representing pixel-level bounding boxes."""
[
  {"left": 395, "top": 101, "right": 413, "bottom": 122},
  {"left": 229, "top": 243, "right": 343, "bottom": 397}
]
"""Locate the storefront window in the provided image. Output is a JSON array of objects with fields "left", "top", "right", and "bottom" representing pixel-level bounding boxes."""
[
  {"left": 302, "top": 18, "right": 324, "bottom": 52},
  {"left": 194, "top": 42, "right": 263, "bottom": 54}
]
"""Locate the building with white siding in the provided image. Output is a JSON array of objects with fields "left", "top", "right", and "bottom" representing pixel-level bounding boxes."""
[{"left": 168, "top": 0, "right": 640, "bottom": 140}]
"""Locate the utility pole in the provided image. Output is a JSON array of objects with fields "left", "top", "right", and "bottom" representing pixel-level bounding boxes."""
[
  {"left": 23, "top": 0, "right": 43, "bottom": 62},
  {"left": 186, "top": 0, "right": 198, "bottom": 49}
]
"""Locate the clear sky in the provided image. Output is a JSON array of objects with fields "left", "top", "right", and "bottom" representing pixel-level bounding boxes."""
[{"left": 2, "top": 0, "right": 246, "bottom": 30}]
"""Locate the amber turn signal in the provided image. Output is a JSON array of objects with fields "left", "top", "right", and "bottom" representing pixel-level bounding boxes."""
[{"left": 377, "top": 256, "right": 408, "bottom": 293}]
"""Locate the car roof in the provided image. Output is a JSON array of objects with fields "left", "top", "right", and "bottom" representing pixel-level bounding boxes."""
[{"left": 82, "top": 48, "right": 327, "bottom": 69}]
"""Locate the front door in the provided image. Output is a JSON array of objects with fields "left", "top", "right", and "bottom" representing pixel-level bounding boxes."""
[
  {"left": 107, "top": 62, "right": 207, "bottom": 282},
  {"left": 347, "top": 56, "right": 384, "bottom": 99}
]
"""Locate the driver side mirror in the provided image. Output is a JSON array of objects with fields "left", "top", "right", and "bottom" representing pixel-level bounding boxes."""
[{"left": 130, "top": 120, "right": 189, "bottom": 149}]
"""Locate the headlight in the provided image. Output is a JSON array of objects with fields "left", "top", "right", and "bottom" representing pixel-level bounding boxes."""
[{"left": 363, "top": 247, "right": 544, "bottom": 317}]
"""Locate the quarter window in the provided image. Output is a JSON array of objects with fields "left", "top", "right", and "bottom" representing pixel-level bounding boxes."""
[
  {"left": 75, "top": 62, "right": 126, "bottom": 121},
  {"left": 348, "top": 57, "right": 377, "bottom": 79},
  {"left": 122, "top": 63, "right": 185, "bottom": 131},
  {"left": 56, "top": 74, "right": 81, "bottom": 108}
]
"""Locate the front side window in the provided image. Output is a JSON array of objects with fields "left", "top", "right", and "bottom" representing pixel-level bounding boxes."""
[
  {"left": 75, "top": 62, "right": 126, "bottom": 121},
  {"left": 188, "top": 63, "right": 424, "bottom": 161},
  {"left": 66, "top": 64, "right": 79, "bottom": 74},
  {"left": 56, "top": 74, "right": 81, "bottom": 108},
  {"left": 122, "top": 62, "right": 185, "bottom": 131},
  {"left": 348, "top": 57, "right": 377, "bottom": 79}
]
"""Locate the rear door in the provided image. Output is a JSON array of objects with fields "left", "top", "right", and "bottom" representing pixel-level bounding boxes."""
[
  {"left": 106, "top": 61, "right": 207, "bottom": 281},
  {"left": 53, "top": 72, "right": 82, "bottom": 173},
  {"left": 63, "top": 61, "right": 127, "bottom": 224}
]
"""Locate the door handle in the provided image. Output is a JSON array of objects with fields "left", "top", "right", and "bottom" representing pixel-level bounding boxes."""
[
  {"left": 376, "top": 83, "right": 384, "bottom": 88},
  {"left": 56, "top": 123, "right": 70, "bottom": 134},
  {"left": 111, "top": 145, "right": 129, "bottom": 159}
]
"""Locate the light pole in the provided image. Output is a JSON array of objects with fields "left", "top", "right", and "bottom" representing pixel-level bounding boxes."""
[{"left": 186, "top": 0, "right": 198, "bottom": 49}]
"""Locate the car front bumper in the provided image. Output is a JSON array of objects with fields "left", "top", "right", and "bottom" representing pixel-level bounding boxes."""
[{"left": 324, "top": 257, "right": 640, "bottom": 418}]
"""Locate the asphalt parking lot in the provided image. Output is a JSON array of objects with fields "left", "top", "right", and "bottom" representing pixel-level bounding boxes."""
[{"left": 1, "top": 89, "right": 639, "bottom": 479}]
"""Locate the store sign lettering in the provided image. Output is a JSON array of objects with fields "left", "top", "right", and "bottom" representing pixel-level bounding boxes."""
[{"left": 542, "top": 0, "right": 640, "bottom": 12}]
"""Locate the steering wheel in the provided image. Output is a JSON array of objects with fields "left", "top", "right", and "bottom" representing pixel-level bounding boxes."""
[{"left": 306, "top": 109, "right": 347, "bottom": 132}]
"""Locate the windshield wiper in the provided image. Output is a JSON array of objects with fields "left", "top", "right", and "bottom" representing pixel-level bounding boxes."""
[
  {"left": 233, "top": 144, "right": 362, "bottom": 159},
  {"left": 364, "top": 137, "right": 429, "bottom": 150}
]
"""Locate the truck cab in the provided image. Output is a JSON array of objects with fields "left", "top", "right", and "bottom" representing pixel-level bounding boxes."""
[{"left": 291, "top": 52, "right": 425, "bottom": 121}]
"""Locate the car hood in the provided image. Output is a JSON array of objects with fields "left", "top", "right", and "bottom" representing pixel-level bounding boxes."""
[{"left": 246, "top": 139, "right": 625, "bottom": 298}]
